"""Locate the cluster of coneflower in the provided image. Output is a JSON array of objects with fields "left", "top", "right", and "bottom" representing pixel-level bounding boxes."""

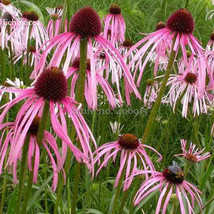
[{"left": 0, "top": 1, "right": 213, "bottom": 213}]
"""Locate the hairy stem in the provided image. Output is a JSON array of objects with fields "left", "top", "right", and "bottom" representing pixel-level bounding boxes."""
[{"left": 141, "top": 38, "right": 176, "bottom": 144}]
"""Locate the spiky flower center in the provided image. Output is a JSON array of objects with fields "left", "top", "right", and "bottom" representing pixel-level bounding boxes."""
[
  {"left": 69, "top": 6, "right": 102, "bottom": 38},
  {"left": 22, "top": 11, "right": 39, "bottom": 21},
  {"left": 162, "top": 167, "right": 184, "bottom": 184},
  {"left": 72, "top": 58, "right": 91, "bottom": 71},
  {"left": 2, "top": 12, "right": 13, "bottom": 21},
  {"left": 166, "top": 9, "right": 194, "bottom": 34},
  {"left": 28, "top": 116, "right": 40, "bottom": 136},
  {"left": 146, "top": 79, "right": 154, "bottom": 86},
  {"left": 109, "top": 3, "right": 121, "bottom": 15},
  {"left": 156, "top": 22, "right": 166, "bottom": 31},
  {"left": 2, "top": 0, "right": 11, "bottom": 5},
  {"left": 35, "top": 67, "right": 67, "bottom": 102},
  {"left": 29, "top": 45, "right": 36, "bottom": 53},
  {"left": 122, "top": 39, "right": 133, "bottom": 48},
  {"left": 99, "top": 52, "right": 106, "bottom": 59},
  {"left": 51, "top": 14, "right": 59, "bottom": 20},
  {"left": 184, "top": 73, "right": 197, "bottom": 84},
  {"left": 186, "top": 153, "right": 197, "bottom": 162},
  {"left": 210, "top": 32, "right": 214, "bottom": 41},
  {"left": 118, "top": 133, "right": 140, "bottom": 150}
]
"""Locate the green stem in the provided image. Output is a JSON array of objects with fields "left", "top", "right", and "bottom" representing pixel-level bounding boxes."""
[
  {"left": 119, "top": 190, "right": 129, "bottom": 213},
  {"left": 37, "top": 101, "right": 50, "bottom": 146},
  {"left": 71, "top": 38, "right": 88, "bottom": 214},
  {"left": 21, "top": 156, "right": 35, "bottom": 214},
  {"left": 16, "top": 134, "right": 31, "bottom": 214},
  {"left": 110, "top": 175, "right": 123, "bottom": 214},
  {"left": 141, "top": 38, "right": 176, "bottom": 144},
  {"left": 185, "top": 0, "right": 190, "bottom": 8},
  {"left": 0, "top": 176, "right": 8, "bottom": 214},
  {"left": 0, "top": 48, "right": 6, "bottom": 82},
  {"left": 20, "top": 102, "right": 49, "bottom": 213}
]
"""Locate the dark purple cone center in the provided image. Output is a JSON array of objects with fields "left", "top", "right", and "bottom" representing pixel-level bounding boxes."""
[
  {"left": 118, "top": 134, "right": 140, "bottom": 150},
  {"left": 156, "top": 22, "right": 166, "bottom": 31},
  {"left": 122, "top": 39, "right": 134, "bottom": 48},
  {"left": 72, "top": 58, "right": 91, "bottom": 71},
  {"left": 162, "top": 167, "right": 184, "bottom": 184},
  {"left": 28, "top": 116, "right": 40, "bottom": 136},
  {"left": 184, "top": 73, "right": 197, "bottom": 84},
  {"left": 22, "top": 11, "right": 39, "bottom": 21},
  {"left": 166, "top": 9, "right": 194, "bottom": 34},
  {"left": 35, "top": 67, "right": 67, "bottom": 102},
  {"left": 210, "top": 32, "right": 214, "bottom": 41},
  {"left": 109, "top": 3, "right": 121, "bottom": 15},
  {"left": 69, "top": 6, "right": 102, "bottom": 38}
]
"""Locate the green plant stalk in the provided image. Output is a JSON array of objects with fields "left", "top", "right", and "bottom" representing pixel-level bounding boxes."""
[
  {"left": 141, "top": 38, "right": 176, "bottom": 144},
  {"left": 185, "top": 0, "right": 190, "bottom": 8},
  {"left": 21, "top": 155, "right": 35, "bottom": 214},
  {"left": 37, "top": 101, "right": 50, "bottom": 146},
  {"left": 71, "top": 38, "right": 88, "bottom": 214},
  {"left": 119, "top": 190, "right": 129, "bottom": 213},
  {"left": 20, "top": 101, "right": 49, "bottom": 213},
  {"left": 0, "top": 48, "right": 6, "bottom": 82},
  {"left": 16, "top": 134, "right": 31, "bottom": 213},
  {"left": 0, "top": 175, "right": 8, "bottom": 214},
  {"left": 110, "top": 174, "right": 124, "bottom": 214}
]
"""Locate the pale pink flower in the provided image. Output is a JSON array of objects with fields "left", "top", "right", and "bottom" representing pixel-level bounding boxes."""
[
  {"left": 163, "top": 57, "right": 208, "bottom": 118},
  {"left": 14, "top": 45, "right": 40, "bottom": 67},
  {"left": 18, "top": 11, "right": 49, "bottom": 51},
  {"left": 94, "top": 133, "right": 162, "bottom": 191},
  {"left": 126, "top": 9, "right": 206, "bottom": 98},
  {"left": 0, "top": 67, "right": 97, "bottom": 175},
  {"left": 34, "top": 6, "right": 141, "bottom": 109},
  {"left": 67, "top": 58, "right": 119, "bottom": 109},
  {"left": 0, "top": 78, "right": 25, "bottom": 101},
  {"left": 103, "top": 3, "right": 125, "bottom": 43},
  {"left": 175, "top": 139, "right": 210, "bottom": 163},
  {"left": 133, "top": 162, "right": 203, "bottom": 214},
  {"left": 46, "top": 6, "right": 67, "bottom": 39},
  {"left": 0, "top": 121, "right": 64, "bottom": 191},
  {"left": 0, "top": 2, "right": 22, "bottom": 50},
  {"left": 144, "top": 80, "right": 159, "bottom": 109}
]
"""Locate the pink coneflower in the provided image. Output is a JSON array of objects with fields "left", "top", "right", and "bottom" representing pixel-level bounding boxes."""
[
  {"left": 46, "top": 5, "right": 67, "bottom": 39},
  {"left": 67, "top": 58, "right": 118, "bottom": 109},
  {"left": 103, "top": 3, "right": 125, "bottom": 43},
  {"left": 175, "top": 139, "right": 210, "bottom": 163},
  {"left": 34, "top": 6, "right": 141, "bottom": 106},
  {"left": 94, "top": 133, "right": 162, "bottom": 191},
  {"left": 0, "top": 3, "right": 21, "bottom": 50},
  {"left": 18, "top": 11, "right": 48, "bottom": 50},
  {"left": 162, "top": 58, "right": 208, "bottom": 118},
  {"left": 133, "top": 162, "right": 203, "bottom": 214},
  {"left": 0, "top": 119, "right": 64, "bottom": 191},
  {"left": 126, "top": 9, "right": 206, "bottom": 97},
  {"left": 144, "top": 79, "right": 159, "bottom": 109},
  {"left": 0, "top": 78, "right": 25, "bottom": 101},
  {"left": 0, "top": 0, "right": 21, "bottom": 19},
  {"left": 0, "top": 67, "right": 96, "bottom": 174},
  {"left": 14, "top": 45, "right": 40, "bottom": 67}
]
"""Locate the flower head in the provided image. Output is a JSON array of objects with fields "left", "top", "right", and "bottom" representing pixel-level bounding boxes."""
[
  {"left": 0, "top": 67, "right": 97, "bottom": 175},
  {"left": 0, "top": 120, "right": 64, "bottom": 191},
  {"left": 34, "top": 6, "right": 141, "bottom": 109},
  {"left": 103, "top": 3, "right": 125, "bottom": 43},
  {"left": 126, "top": 9, "right": 206, "bottom": 99},
  {"left": 134, "top": 161, "right": 203, "bottom": 214},
  {"left": 94, "top": 133, "right": 162, "bottom": 191},
  {"left": 175, "top": 139, "right": 211, "bottom": 163}
]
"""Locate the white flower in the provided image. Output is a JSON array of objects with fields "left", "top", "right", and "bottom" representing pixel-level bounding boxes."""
[
  {"left": 0, "top": 78, "right": 25, "bottom": 101},
  {"left": 110, "top": 121, "right": 124, "bottom": 135}
]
